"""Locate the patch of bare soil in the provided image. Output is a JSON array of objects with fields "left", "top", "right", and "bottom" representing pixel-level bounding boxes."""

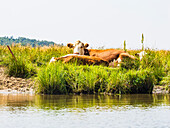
[{"left": 0, "top": 66, "right": 35, "bottom": 94}]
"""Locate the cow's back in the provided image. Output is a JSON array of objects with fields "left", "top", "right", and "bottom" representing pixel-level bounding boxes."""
[
  {"left": 63, "top": 55, "right": 109, "bottom": 66},
  {"left": 86, "top": 49, "right": 125, "bottom": 62}
]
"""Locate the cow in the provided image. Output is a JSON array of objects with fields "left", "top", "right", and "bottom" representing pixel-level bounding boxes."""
[
  {"left": 114, "top": 52, "right": 137, "bottom": 66},
  {"left": 135, "top": 51, "right": 147, "bottom": 60},
  {"left": 67, "top": 40, "right": 137, "bottom": 65},
  {"left": 50, "top": 55, "right": 109, "bottom": 66}
]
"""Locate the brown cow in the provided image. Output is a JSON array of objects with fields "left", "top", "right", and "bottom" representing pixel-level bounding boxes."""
[
  {"left": 67, "top": 40, "right": 137, "bottom": 65},
  {"left": 50, "top": 55, "right": 109, "bottom": 66}
]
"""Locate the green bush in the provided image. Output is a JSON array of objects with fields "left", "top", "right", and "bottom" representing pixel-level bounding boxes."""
[
  {"left": 139, "top": 50, "right": 166, "bottom": 84},
  {"left": 124, "top": 69, "right": 155, "bottom": 94}
]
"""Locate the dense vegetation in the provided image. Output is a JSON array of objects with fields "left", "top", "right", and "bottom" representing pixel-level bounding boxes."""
[
  {"left": 0, "top": 36, "right": 63, "bottom": 46},
  {"left": 0, "top": 44, "right": 169, "bottom": 94}
]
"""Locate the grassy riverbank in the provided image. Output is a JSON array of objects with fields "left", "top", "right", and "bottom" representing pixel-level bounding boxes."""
[{"left": 0, "top": 45, "right": 169, "bottom": 94}]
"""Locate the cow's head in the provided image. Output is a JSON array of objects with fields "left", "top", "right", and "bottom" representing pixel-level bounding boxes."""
[
  {"left": 135, "top": 51, "right": 147, "bottom": 60},
  {"left": 67, "top": 40, "right": 89, "bottom": 55}
]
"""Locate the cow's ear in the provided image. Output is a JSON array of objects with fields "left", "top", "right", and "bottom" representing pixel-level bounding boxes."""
[
  {"left": 84, "top": 43, "right": 89, "bottom": 48},
  {"left": 67, "top": 43, "right": 74, "bottom": 48}
]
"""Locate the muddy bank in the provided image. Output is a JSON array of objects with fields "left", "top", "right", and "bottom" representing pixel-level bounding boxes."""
[
  {"left": 0, "top": 66, "right": 35, "bottom": 94},
  {"left": 153, "top": 85, "right": 169, "bottom": 94},
  {"left": 0, "top": 66, "right": 169, "bottom": 94}
]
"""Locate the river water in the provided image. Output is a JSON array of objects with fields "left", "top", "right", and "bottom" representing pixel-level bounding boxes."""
[{"left": 0, "top": 93, "right": 170, "bottom": 128}]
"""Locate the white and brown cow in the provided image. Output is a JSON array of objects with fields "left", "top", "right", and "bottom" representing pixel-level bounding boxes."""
[
  {"left": 50, "top": 40, "right": 138, "bottom": 67},
  {"left": 67, "top": 40, "right": 137, "bottom": 66}
]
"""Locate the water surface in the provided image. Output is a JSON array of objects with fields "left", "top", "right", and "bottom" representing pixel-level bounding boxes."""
[{"left": 0, "top": 94, "right": 170, "bottom": 128}]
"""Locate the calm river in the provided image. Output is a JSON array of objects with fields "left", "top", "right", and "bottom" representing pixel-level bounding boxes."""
[{"left": 0, "top": 93, "right": 170, "bottom": 128}]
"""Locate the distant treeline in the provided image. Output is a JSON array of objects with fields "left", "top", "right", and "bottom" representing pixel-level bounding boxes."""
[{"left": 0, "top": 36, "right": 63, "bottom": 47}]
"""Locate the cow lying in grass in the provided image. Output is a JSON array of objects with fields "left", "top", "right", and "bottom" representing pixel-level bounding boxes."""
[
  {"left": 50, "top": 40, "right": 146, "bottom": 67},
  {"left": 67, "top": 40, "right": 137, "bottom": 66},
  {"left": 67, "top": 40, "right": 126, "bottom": 62},
  {"left": 50, "top": 55, "right": 109, "bottom": 66}
]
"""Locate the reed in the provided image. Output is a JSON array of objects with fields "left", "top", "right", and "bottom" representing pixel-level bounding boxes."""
[
  {"left": 123, "top": 40, "right": 126, "bottom": 52},
  {"left": 141, "top": 33, "right": 144, "bottom": 50}
]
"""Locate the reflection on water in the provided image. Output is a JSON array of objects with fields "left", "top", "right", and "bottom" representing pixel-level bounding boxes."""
[
  {"left": 0, "top": 94, "right": 170, "bottom": 128},
  {"left": 0, "top": 94, "right": 170, "bottom": 109}
]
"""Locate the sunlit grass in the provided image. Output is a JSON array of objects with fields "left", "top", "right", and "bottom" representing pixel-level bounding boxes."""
[{"left": 0, "top": 44, "right": 169, "bottom": 94}]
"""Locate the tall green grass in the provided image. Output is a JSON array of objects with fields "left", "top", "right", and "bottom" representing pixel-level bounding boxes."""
[
  {"left": 0, "top": 44, "right": 72, "bottom": 66},
  {"left": 6, "top": 56, "right": 36, "bottom": 78},
  {"left": 0, "top": 44, "right": 72, "bottom": 78},
  {"left": 36, "top": 62, "right": 155, "bottom": 94},
  {"left": 0, "top": 45, "right": 169, "bottom": 94}
]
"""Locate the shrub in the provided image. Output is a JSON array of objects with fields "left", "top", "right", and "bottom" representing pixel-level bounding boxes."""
[{"left": 124, "top": 69, "right": 155, "bottom": 94}]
